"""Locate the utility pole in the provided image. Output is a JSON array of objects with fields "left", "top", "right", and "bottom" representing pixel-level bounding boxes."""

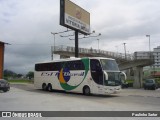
[
  {"left": 51, "top": 32, "right": 58, "bottom": 60},
  {"left": 51, "top": 29, "right": 72, "bottom": 60},
  {"left": 123, "top": 43, "right": 127, "bottom": 59},
  {"left": 146, "top": 35, "right": 151, "bottom": 52},
  {"left": 97, "top": 39, "right": 99, "bottom": 52},
  {"left": 146, "top": 35, "right": 153, "bottom": 75},
  {"left": 146, "top": 35, "right": 151, "bottom": 59}
]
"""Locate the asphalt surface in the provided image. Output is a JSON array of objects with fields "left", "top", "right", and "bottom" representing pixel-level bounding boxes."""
[{"left": 0, "top": 83, "right": 160, "bottom": 120}]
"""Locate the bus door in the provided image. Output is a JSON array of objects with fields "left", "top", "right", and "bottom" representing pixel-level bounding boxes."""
[{"left": 90, "top": 59, "right": 104, "bottom": 94}]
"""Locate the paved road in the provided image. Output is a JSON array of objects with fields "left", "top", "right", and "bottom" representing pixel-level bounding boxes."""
[{"left": 0, "top": 83, "right": 160, "bottom": 120}]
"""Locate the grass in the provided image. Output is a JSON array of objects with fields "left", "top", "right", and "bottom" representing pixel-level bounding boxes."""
[
  {"left": 8, "top": 79, "right": 33, "bottom": 84},
  {"left": 126, "top": 79, "right": 134, "bottom": 84},
  {"left": 155, "top": 78, "right": 160, "bottom": 84}
]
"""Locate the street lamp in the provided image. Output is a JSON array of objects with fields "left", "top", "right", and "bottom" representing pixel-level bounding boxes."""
[
  {"left": 146, "top": 35, "right": 151, "bottom": 52},
  {"left": 51, "top": 29, "right": 72, "bottom": 60},
  {"left": 51, "top": 32, "right": 58, "bottom": 49},
  {"left": 146, "top": 34, "right": 153, "bottom": 72},
  {"left": 123, "top": 43, "right": 127, "bottom": 59},
  {"left": 146, "top": 34, "right": 152, "bottom": 61},
  {"left": 51, "top": 32, "right": 58, "bottom": 60},
  {"left": 97, "top": 39, "right": 99, "bottom": 51}
]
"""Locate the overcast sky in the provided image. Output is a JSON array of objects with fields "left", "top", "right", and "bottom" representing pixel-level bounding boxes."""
[{"left": 1, "top": 0, "right": 160, "bottom": 74}]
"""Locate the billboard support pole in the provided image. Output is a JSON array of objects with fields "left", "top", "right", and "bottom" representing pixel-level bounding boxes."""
[{"left": 75, "top": 30, "right": 79, "bottom": 58}]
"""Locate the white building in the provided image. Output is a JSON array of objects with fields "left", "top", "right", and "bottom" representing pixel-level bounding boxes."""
[
  {"left": 153, "top": 46, "right": 160, "bottom": 68},
  {"left": 134, "top": 46, "right": 160, "bottom": 68},
  {"left": 134, "top": 47, "right": 160, "bottom": 78},
  {"left": 134, "top": 51, "right": 150, "bottom": 60}
]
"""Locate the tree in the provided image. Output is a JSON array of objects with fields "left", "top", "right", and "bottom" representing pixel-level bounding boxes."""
[
  {"left": 4, "top": 69, "right": 17, "bottom": 78},
  {"left": 26, "top": 71, "right": 34, "bottom": 79},
  {"left": 17, "top": 74, "right": 23, "bottom": 78}
]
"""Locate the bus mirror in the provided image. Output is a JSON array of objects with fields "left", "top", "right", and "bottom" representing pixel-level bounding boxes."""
[
  {"left": 120, "top": 72, "right": 127, "bottom": 81},
  {"left": 103, "top": 71, "right": 108, "bottom": 80}
]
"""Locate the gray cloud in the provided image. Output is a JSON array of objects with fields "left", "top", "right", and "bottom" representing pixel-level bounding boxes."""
[{"left": 1, "top": 0, "right": 160, "bottom": 74}]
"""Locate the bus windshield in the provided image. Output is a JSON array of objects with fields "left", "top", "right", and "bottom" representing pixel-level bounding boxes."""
[
  {"left": 100, "top": 59, "right": 121, "bottom": 86},
  {"left": 100, "top": 59, "right": 119, "bottom": 71}
]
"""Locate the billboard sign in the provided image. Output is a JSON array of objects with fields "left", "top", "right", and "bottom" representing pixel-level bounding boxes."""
[{"left": 60, "top": 0, "right": 90, "bottom": 35}]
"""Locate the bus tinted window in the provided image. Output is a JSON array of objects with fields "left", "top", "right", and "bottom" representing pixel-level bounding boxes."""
[
  {"left": 65, "top": 61, "right": 84, "bottom": 70},
  {"left": 35, "top": 62, "right": 62, "bottom": 71},
  {"left": 35, "top": 60, "right": 85, "bottom": 71}
]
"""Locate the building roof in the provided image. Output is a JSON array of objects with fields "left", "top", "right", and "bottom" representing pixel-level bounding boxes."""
[
  {"left": 0, "top": 41, "right": 10, "bottom": 45},
  {"left": 151, "top": 72, "right": 160, "bottom": 77},
  {"left": 0, "top": 41, "right": 5, "bottom": 44}
]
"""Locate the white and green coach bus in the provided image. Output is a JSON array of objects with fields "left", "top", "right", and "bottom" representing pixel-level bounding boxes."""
[{"left": 34, "top": 57, "right": 126, "bottom": 95}]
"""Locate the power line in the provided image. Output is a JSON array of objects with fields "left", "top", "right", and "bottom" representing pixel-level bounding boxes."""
[{"left": 7, "top": 43, "right": 53, "bottom": 46}]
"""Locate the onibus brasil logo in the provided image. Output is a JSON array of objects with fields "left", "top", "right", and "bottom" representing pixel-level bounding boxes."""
[{"left": 56, "top": 59, "right": 89, "bottom": 91}]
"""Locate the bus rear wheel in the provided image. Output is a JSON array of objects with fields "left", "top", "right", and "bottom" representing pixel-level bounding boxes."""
[
  {"left": 47, "top": 84, "right": 53, "bottom": 92},
  {"left": 83, "top": 86, "right": 90, "bottom": 96},
  {"left": 42, "top": 83, "right": 47, "bottom": 91}
]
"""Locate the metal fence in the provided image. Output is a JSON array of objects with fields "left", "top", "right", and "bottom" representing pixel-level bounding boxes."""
[{"left": 54, "top": 45, "right": 134, "bottom": 61}]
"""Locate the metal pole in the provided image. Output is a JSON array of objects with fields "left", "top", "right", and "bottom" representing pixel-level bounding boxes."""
[
  {"left": 54, "top": 34, "right": 56, "bottom": 51},
  {"left": 97, "top": 39, "right": 100, "bottom": 53},
  {"left": 146, "top": 35, "right": 151, "bottom": 51},
  {"left": 97, "top": 39, "right": 99, "bottom": 50},
  {"left": 123, "top": 43, "right": 127, "bottom": 59},
  {"left": 149, "top": 36, "right": 151, "bottom": 52},
  {"left": 146, "top": 35, "right": 151, "bottom": 58},
  {"left": 146, "top": 35, "right": 152, "bottom": 73},
  {"left": 52, "top": 34, "right": 56, "bottom": 60},
  {"left": 149, "top": 35, "right": 151, "bottom": 61},
  {"left": 51, "top": 32, "right": 58, "bottom": 60},
  {"left": 51, "top": 46, "right": 53, "bottom": 60},
  {"left": 75, "top": 30, "right": 79, "bottom": 57}
]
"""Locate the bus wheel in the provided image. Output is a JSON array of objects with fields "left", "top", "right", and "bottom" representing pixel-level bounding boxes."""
[
  {"left": 47, "top": 84, "right": 53, "bottom": 92},
  {"left": 42, "top": 83, "right": 47, "bottom": 91},
  {"left": 83, "top": 86, "right": 90, "bottom": 96}
]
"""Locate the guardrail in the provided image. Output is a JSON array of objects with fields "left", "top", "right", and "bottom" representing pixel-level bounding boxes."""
[{"left": 54, "top": 45, "right": 134, "bottom": 61}]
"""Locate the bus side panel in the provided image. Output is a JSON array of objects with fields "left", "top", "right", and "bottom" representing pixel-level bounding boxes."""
[
  {"left": 64, "top": 70, "right": 94, "bottom": 94},
  {"left": 34, "top": 72, "right": 43, "bottom": 89},
  {"left": 34, "top": 70, "right": 95, "bottom": 94},
  {"left": 34, "top": 71, "right": 62, "bottom": 90}
]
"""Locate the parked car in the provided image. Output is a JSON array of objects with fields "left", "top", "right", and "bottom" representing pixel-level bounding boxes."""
[
  {"left": 0, "top": 79, "right": 10, "bottom": 92},
  {"left": 143, "top": 79, "right": 158, "bottom": 90}
]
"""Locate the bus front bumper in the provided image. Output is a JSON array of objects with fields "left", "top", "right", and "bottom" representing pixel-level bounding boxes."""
[{"left": 104, "top": 86, "right": 121, "bottom": 94}]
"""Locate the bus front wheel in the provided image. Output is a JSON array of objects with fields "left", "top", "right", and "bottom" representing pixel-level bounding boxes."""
[{"left": 83, "top": 86, "right": 90, "bottom": 96}]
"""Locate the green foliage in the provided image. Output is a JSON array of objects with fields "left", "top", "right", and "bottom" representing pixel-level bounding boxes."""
[
  {"left": 8, "top": 79, "right": 33, "bottom": 83},
  {"left": 4, "top": 69, "right": 24, "bottom": 79},
  {"left": 4, "top": 69, "right": 34, "bottom": 80},
  {"left": 4, "top": 69, "right": 17, "bottom": 78},
  {"left": 155, "top": 78, "right": 160, "bottom": 84},
  {"left": 126, "top": 79, "right": 134, "bottom": 84},
  {"left": 26, "top": 71, "right": 34, "bottom": 79}
]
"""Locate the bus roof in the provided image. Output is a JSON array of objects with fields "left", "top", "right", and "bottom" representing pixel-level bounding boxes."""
[{"left": 35, "top": 57, "right": 115, "bottom": 64}]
